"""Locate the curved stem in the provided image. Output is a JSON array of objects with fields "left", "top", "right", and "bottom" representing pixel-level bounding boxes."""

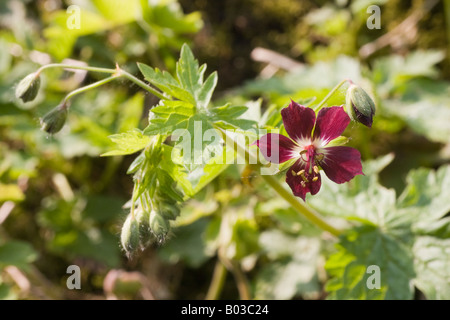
[
  {"left": 118, "top": 69, "right": 166, "bottom": 100},
  {"left": 313, "top": 79, "right": 349, "bottom": 112},
  {"left": 205, "top": 260, "right": 227, "bottom": 300},
  {"left": 36, "top": 63, "right": 166, "bottom": 100},
  {"left": 217, "top": 127, "right": 342, "bottom": 237},
  {"left": 62, "top": 75, "right": 118, "bottom": 104},
  {"left": 229, "top": 260, "right": 251, "bottom": 300},
  {"left": 262, "top": 174, "right": 341, "bottom": 236},
  {"left": 37, "top": 63, "right": 116, "bottom": 75}
]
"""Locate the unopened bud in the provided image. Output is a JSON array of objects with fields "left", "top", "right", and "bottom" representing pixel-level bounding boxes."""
[
  {"left": 135, "top": 207, "right": 152, "bottom": 248},
  {"left": 149, "top": 209, "right": 170, "bottom": 243},
  {"left": 120, "top": 214, "right": 140, "bottom": 257},
  {"left": 159, "top": 202, "right": 180, "bottom": 220},
  {"left": 15, "top": 72, "right": 41, "bottom": 103},
  {"left": 40, "top": 103, "right": 68, "bottom": 134},
  {"left": 345, "top": 84, "right": 376, "bottom": 128}
]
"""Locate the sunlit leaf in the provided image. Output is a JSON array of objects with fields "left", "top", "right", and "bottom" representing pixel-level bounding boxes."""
[
  {"left": 325, "top": 225, "right": 414, "bottom": 300},
  {"left": 413, "top": 236, "right": 450, "bottom": 300},
  {"left": 101, "top": 129, "right": 150, "bottom": 156},
  {"left": 0, "top": 241, "right": 37, "bottom": 270}
]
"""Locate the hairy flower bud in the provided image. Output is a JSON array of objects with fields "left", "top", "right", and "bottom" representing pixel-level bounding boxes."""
[
  {"left": 15, "top": 72, "right": 41, "bottom": 103},
  {"left": 345, "top": 84, "right": 376, "bottom": 128},
  {"left": 159, "top": 202, "right": 180, "bottom": 220},
  {"left": 40, "top": 103, "right": 68, "bottom": 134},
  {"left": 121, "top": 214, "right": 140, "bottom": 257},
  {"left": 149, "top": 209, "right": 170, "bottom": 243},
  {"left": 135, "top": 207, "right": 152, "bottom": 248}
]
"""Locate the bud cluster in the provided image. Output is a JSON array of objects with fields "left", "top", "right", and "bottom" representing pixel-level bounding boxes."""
[{"left": 120, "top": 138, "right": 183, "bottom": 258}]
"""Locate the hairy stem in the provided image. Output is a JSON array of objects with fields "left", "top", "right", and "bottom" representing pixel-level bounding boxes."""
[
  {"left": 118, "top": 69, "right": 166, "bottom": 100},
  {"left": 262, "top": 175, "right": 341, "bottom": 236},
  {"left": 313, "top": 79, "right": 349, "bottom": 112},
  {"left": 37, "top": 63, "right": 117, "bottom": 75},
  {"left": 36, "top": 63, "right": 166, "bottom": 100},
  {"left": 62, "top": 76, "right": 119, "bottom": 104}
]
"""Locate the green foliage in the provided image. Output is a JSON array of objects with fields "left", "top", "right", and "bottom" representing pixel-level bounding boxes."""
[
  {"left": 309, "top": 155, "right": 450, "bottom": 299},
  {"left": 1, "top": 0, "right": 449, "bottom": 301},
  {"left": 0, "top": 241, "right": 37, "bottom": 270},
  {"left": 38, "top": 195, "right": 123, "bottom": 267},
  {"left": 137, "top": 44, "right": 256, "bottom": 201},
  {"left": 254, "top": 230, "right": 321, "bottom": 299},
  {"left": 101, "top": 130, "right": 150, "bottom": 157},
  {"left": 43, "top": 0, "right": 202, "bottom": 63},
  {"left": 325, "top": 225, "right": 414, "bottom": 300}
]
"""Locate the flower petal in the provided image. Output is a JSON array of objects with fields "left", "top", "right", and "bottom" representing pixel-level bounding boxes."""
[
  {"left": 281, "top": 101, "right": 316, "bottom": 143},
  {"left": 255, "top": 133, "right": 297, "bottom": 163},
  {"left": 313, "top": 106, "right": 350, "bottom": 145},
  {"left": 286, "top": 160, "right": 322, "bottom": 201},
  {"left": 320, "top": 146, "right": 363, "bottom": 184}
]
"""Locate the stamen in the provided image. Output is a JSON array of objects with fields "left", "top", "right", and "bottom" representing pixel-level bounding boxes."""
[
  {"left": 312, "top": 177, "right": 319, "bottom": 182},
  {"left": 313, "top": 166, "right": 319, "bottom": 174},
  {"left": 301, "top": 181, "right": 306, "bottom": 187},
  {"left": 297, "top": 170, "right": 309, "bottom": 183}
]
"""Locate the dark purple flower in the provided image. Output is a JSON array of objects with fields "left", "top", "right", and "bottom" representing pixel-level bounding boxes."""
[{"left": 255, "top": 101, "right": 363, "bottom": 201}]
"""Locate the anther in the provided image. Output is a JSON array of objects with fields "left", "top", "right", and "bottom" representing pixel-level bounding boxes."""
[
  {"left": 301, "top": 181, "right": 306, "bottom": 187},
  {"left": 315, "top": 154, "right": 324, "bottom": 161},
  {"left": 291, "top": 170, "right": 297, "bottom": 176},
  {"left": 312, "top": 177, "right": 319, "bottom": 182},
  {"left": 299, "top": 171, "right": 309, "bottom": 183},
  {"left": 313, "top": 166, "right": 319, "bottom": 174}
]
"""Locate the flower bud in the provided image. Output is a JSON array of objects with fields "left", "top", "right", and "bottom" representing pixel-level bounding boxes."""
[
  {"left": 135, "top": 207, "right": 152, "bottom": 248},
  {"left": 15, "top": 72, "right": 41, "bottom": 103},
  {"left": 159, "top": 202, "right": 180, "bottom": 221},
  {"left": 345, "top": 84, "right": 376, "bottom": 128},
  {"left": 149, "top": 209, "right": 170, "bottom": 243},
  {"left": 40, "top": 103, "right": 68, "bottom": 134},
  {"left": 121, "top": 214, "right": 140, "bottom": 258}
]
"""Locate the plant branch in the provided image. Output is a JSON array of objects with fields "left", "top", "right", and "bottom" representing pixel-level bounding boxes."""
[
  {"left": 205, "top": 259, "right": 227, "bottom": 300},
  {"left": 117, "top": 69, "right": 166, "bottom": 100},
  {"left": 62, "top": 75, "right": 119, "bottom": 104},
  {"left": 37, "top": 63, "right": 117, "bottom": 75},
  {"left": 36, "top": 63, "right": 166, "bottom": 100}
]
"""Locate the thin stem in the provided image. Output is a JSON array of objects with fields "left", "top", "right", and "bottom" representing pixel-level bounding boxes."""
[
  {"left": 37, "top": 63, "right": 117, "bottom": 75},
  {"left": 62, "top": 76, "right": 118, "bottom": 104},
  {"left": 229, "top": 260, "right": 251, "bottom": 300},
  {"left": 36, "top": 63, "right": 166, "bottom": 100},
  {"left": 262, "top": 175, "right": 341, "bottom": 236},
  {"left": 217, "top": 127, "right": 342, "bottom": 237},
  {"left": 118, "top": 69, "right": 166, "bottom": 100},
  {"left": 313, "top": 79, "right": 349, "bottom": 112},
  {"left": 205, "top": 260, "right": 227, "bottom": 300}
]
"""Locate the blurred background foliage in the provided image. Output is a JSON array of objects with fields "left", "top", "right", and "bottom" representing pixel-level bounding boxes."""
[{"left": 0, "top": 0, "right": 449, "bottom": 299}]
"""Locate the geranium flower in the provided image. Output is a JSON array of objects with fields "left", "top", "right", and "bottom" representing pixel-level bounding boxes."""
[{"left": 255, "top": 101, "right": 363, "bottom": 201}]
